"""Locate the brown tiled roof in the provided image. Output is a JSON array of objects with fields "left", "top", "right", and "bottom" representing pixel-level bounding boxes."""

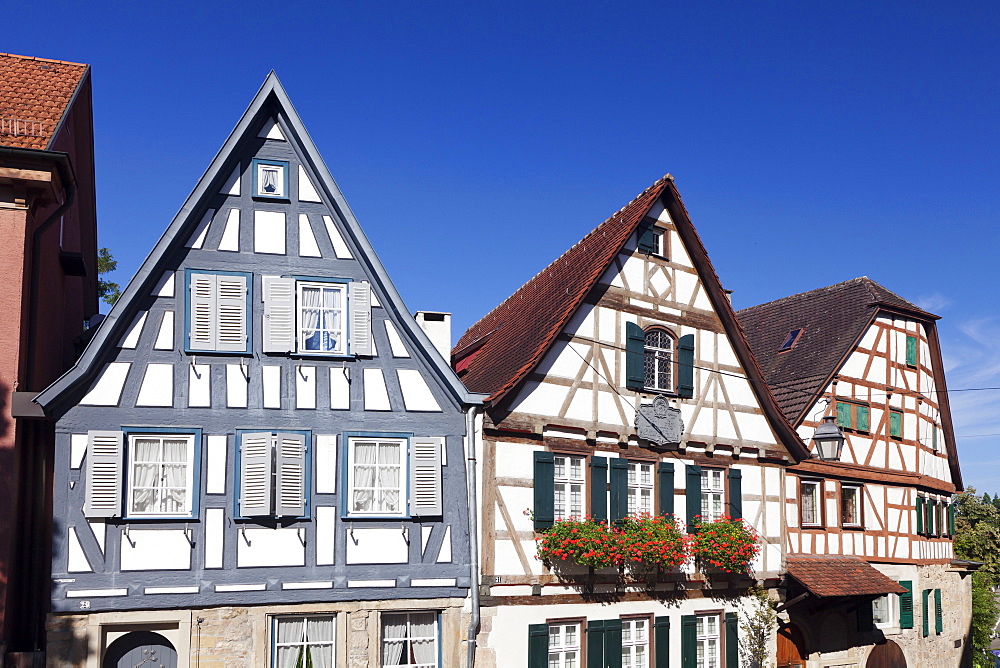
[
  {"left": 786, "top": 555, "right": 907, "bottom": 597},
  {"left": 736, "top": 277, "right": 936, "bottom": 424},
  {"left": 0, "top": 53, "right": 89, "bottom": 150}
]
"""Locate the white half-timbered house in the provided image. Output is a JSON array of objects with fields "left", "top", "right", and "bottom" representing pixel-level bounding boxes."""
[
  {"left": 36, "top": 74, "right": 483, "bottom": 668},
  {"left": 453, "top": 176, "right": 809, "bottom": 668},
  {"left": 739, "top": 278, "right": 972, "bottom": 668}
]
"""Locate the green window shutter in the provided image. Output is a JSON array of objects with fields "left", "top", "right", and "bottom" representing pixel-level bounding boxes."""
[
  {"left": 677, "top": 334, "right": 695, "bottom": 398},
  {"left": 533, "top": 451, "right": 555, "bottom": 531},
  {"left": 528, "top": 624, "right": 549, "bottom": 668},
  {"left": 587, "top": 620, "right": 606, "bottom": 668},
  {"left": 686, "top": 465, "right": 702, "bottom": 533},
  {"left": 948, "top": 502, "right": 956, "bottom": 536},
  {"left": 856, "top": 600, "right": 874, "bottom": 632},
  {"left": 927, "top": 500, "right": 936, "bottom": 536},
  {"left": 724, "top": 613, "right": 738, "bottom": 668},
  {"left": 727, "top": 468, "right": 742, "bottom": 520},
  {"left": 680, "top": 615, "right": 697, "bottom": 668},
  {"left": 626, "top": 322, "right": 646, "bottom": 390},
  {"left": 638, "top": 219, "right": 656, "bottom": 254},
  {"left": 654, "top": 616, "right": 670, "bottom": 668},
  {"left": 899, "top": 581, "right": 914, "bottom": 629},
  {"left": 610, "top": 459, "right": 629, "bottom": 523},
  {"left": 590, "top": 457, "right": 608, "bottom": 522},
  {"left": 935, "top": 588, "right": 943, "bottom": 634},
  {"left": 836, "top": 402, "right": 853, "bottom": 429},
  {"left": 906, "top": 335, "right": 917, "bottom": 366},
  {"left": 658, "top": 463, "right": 675, "bottom": 517},
  {"left": 857, "top": 405, "right": 870, "bottom": 432},
  {"left": 604, "top": 619, "right": 623, "bottom": 668},
  {"left": 916, "top": 497, "right": 924, "bottom": 534},
  {"left": 922, "top": 588, "right": 930, "bottom": 637},
  {"left": 890, "top": 410, "right": 902, "bottom": 438}
]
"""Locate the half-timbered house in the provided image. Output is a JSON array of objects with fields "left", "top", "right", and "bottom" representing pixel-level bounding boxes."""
[
  {"left": 36, "top": 74, "right": 483, "bottom": 668},
  {"left": 738, "top": 278, "right": 972, "bottom": 668},
  {"left": 453, "top": 175, "right": 808, "bottom": 667}
]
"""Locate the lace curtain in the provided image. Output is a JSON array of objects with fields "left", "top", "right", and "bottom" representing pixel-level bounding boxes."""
[
  {"left": 129, "top": 438, "right": 161, "bottom": 513},
  {"left": 300, "top": 286, "right": 341, "bottom": 352}
]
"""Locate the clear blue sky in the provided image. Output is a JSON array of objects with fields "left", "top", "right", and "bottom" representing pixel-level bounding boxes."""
[{"left": 10, "top": 1, "right": 1000, "bottom": 491}]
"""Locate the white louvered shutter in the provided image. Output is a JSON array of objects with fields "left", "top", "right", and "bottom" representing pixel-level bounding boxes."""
[
  {"left": 216, "top": 274, "right": 248, "bottom": 352},
  {"left": 188, "top": 273, "right": 217, "bottom": 351},
  {"left": 263, "top": 276, "right": 295, "bottom": 353},
  {"left": 83, "top": 431, "right": 124, "bottom": 518},
  {"left": 240, "top": 432, "right": 273, "bottom": 517},
  {"left": 409, "top": 437, "right": 443, "bottom": 516},
  {"left": 276, "top": 432, "right": 307, "bottom": 517},
  {"left": 349, "top": 280, "right": 372, "bottom": 356}
]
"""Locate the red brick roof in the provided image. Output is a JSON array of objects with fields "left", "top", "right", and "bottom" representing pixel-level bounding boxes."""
[
  {"left": 0, "top": 53, "right": 89, "bottom": 150},
  {"left": 785, "top": 555, "right": 907, "bottom": 597}
]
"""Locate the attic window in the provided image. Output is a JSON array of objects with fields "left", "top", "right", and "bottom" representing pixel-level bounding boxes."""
[
  {"left": 778, "top": 328, "right": 804, "bottom": 352},
  {"left": 252, "top": 158, "right": 289, "bottom": 199}
]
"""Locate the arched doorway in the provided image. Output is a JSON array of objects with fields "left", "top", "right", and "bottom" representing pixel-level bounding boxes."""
[
  {"left": 777, "top": 623, "right": 807, "bottom": 668},
  {"left": 103, "top": 631, "right": 178, "bottom": 668},
  {"left": 867, "top": 639, "right": 907, "bottom": 668}
]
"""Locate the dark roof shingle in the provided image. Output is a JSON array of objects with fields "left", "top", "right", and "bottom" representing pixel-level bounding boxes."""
[{"left": 0, "top": 53, "right": 88, "bottom": 150}]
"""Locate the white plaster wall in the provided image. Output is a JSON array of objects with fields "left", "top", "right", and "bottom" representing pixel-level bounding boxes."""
[
  {"left": 345, "top": 528, "right": 409, "bottom": 564},
  {"left": 237, "top": 527, "right": 305, "bottom": 567},
  {"left": 120, "top": 529, "right": 192, "bottom": 571}
]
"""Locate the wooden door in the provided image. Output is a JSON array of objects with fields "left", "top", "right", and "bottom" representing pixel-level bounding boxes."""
[
  {"left": 776, "top": 624, "right": 807, "bottom": 668},
  {"left": 103, "top": 631, "right": 178, "bottom": 668},
  {"left": 866, "top": 639, "right": 907, "bottom": 668}
]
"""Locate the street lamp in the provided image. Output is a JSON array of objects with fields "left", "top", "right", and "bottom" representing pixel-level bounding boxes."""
[{"left": 812, "top": 415, "right": 846, "bottom": 461}]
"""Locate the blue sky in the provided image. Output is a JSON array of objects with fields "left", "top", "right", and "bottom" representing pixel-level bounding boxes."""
[{"left": 10, "top": 1, "right": 1000, "bottom": 491}]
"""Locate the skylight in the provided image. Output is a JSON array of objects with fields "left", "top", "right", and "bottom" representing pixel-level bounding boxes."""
[{"left": 779, "top": 328, "right": 804, "bottom": 352}]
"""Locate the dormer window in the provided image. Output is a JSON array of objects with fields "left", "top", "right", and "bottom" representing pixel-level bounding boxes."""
[
  {"left": 252, "top": 158, "right": 289, "bottom": 199},
  {"left": 779, "top": 328, "right": 804, "bottom": 352}
]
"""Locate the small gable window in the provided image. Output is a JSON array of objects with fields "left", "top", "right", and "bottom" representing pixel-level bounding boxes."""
[
  {"left": 778, "top": 328, "right": 804, "bottom": 352},
  {"left": 252, "top": 158, "right": 289, "bottom": 199},
  {"left": 626, "top": 323, "right": 694, "bottom": 397},
  {"left": 263, "top": 276, "right": 372, "bottom": 357},
  {"left": 905, "top": 335, "right": 917, "bottom": 367},
  {"left": 643, "top": 328, "right": 674, "bottom": 392},
  {"left": 298, "top": 281, "right": 346, "bottom": 354}
]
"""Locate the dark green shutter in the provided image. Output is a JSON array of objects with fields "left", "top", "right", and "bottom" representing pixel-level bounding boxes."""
[
  {"left": 686, "top": 465, "right": 702, "bottom": 533},
  {"left": 533, "top": 452, "right": 555, "bottom": 531},
  {"left": 638, "top": 219, "right": 656, "bottom": 254},
  {"left": 610, "top": 459, "right": 629, "bottom": 523},
  {"left": 590, "top": 456, "right": 608, "bottom": 522},
  {"left": 677, "top": 334, "right": 695, "bottom": 398},
  {"left": 587, "top": 620, "right": 606, "bottom": 668},
  {"left": 727, "top": 468, "right": 742, "bottom": 520},
  {"left": 948, "top": 502, "right": 956, "bottom": 536},
  {"left": 604, "top": 619, "right": 622, "bottom": 668},
  {"left": 916, "top": 497, "right": 924, "bottom": 534},
  {"left": 856, "top": 600, "right": 873, "bottom": 632},
  {"left": 922, "top": 588, "right": 930, "bottom": 637},
  {"left": 899, "top": 581, "right": 914, "bottom": 629},
  {"left": 890, "top": 410, "right": 902, "bottom": 438},
  {"left": 654, "top": 616, "right": 670, "bottom": 668},
  {"left": 626, "top": 322, "right": 646, "bottom": 390},
  {"left": 724, "top": 613, "right": 738, "bottom": 668},
  {"left": 857, "top": 405, "right": 870, "bottom": 432},
  {"left": 836, "top": 402, "right": 852, "bottom": 429},
  {"left": 659, "top": 463, "right": 675, "bottom": 517},
  {"left": 680, "top": 615, "right": 697, "bottom": 668},
  {"left": 528, "top": 624, "right": 549, "bottom": 668},
  {"left": 934, "top": 588, "right": 943, "bottom": 634},
  {"left": 906, "top": 335, "right": 917, "bottom": 366}
]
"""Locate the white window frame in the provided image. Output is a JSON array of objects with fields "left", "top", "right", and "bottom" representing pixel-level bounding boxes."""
[
  {"left": 627, "top": 462, "right": 654, "bottom": 517},
  {"left": 695, "top": 614, "right": 720, "bottom": 668},
  {"left": 622, "top": 618, "right": 650, "bottom": 668},
  {"left": 800, "top": 479, "right": 822, "bottom": 527},
  {"left": 643, "top": 329, "right": 674, "bottom": 392},
  {"left": 700, "top": 469, "right": 725, "bottom": 523},
  {"left": 126, "top": 433, "right": 195, "bottom": 518},
  {"left": 347, "top": 436, "right": 408, "bottom": 518},
  {"left": 553, "top": 455, "right": 585, "bottom": 521},
  {"left": 381, "top": 611, "right": 439, "bottom": 668},
  {"left": 296, "top": 280, "right": 348, "bottom": 355},
  {"left": 872, "top": 593, "right": 898, "bottom": 629},
  {"left": 651, "top": 230, "right": 665, "bottom": 257},
  {"left": 271, "top": 614, "right": 336, "bottom": 666},
  {"left": 547, "top": 622, "right": 581, "bottom": 668},
  {"left": 253, "top": 158, "right": 288, "bottom": 198},
  {"left": 841, "top": 484, "right": 862, "bottom": 528}
]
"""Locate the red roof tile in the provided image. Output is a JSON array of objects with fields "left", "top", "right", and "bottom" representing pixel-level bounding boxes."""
[
  {"left": 785, "top": 555, "right": 907, "bottom": 597},
  {"left": 0, "top": 53, "right": 89, "bottom": 150}
]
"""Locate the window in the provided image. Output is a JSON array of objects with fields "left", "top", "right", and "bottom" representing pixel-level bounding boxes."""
[
  {"left": 778, "top": 328, "right": 804, "bottom": 352},
  {"left": 873, "top": 593, "right": 898, "bottom": 628},
  {"left": 262, "top": 276, "right": 371, "bottom": 357},
  {"left": 273, "top": 615, "right": 335, "bottom": 666},
  {"left": 643, "top": 329, "right": 674, "bottom": 392},
  {"left": 627, "top": 462, "right": 654, "bottom": 516},
  {"left": 637, "top": 219, "right": 666, "bottom": 257},
  {"left": 547, "top": 623, "right": 580, "bottom": 668},
  {"left": 695, "top": 615, "right": 720, "bottom": 668},
  {"left": 127, "top": 433, "right": 195, "bottom": 517},
  {"left": 298, "top": 281, "right": 346, "bottom": 354},
  {"left": 554, "top": 455, "right": 585, "bottom": 521},
  {"left": 835, "top": 401, "right": 870, "bottom": 432},
  {"left": 889, "top": 410, "right": 903, "bottom": 439},
  {"left": 841, "top": 485, "right": 861, "bottom": 527},
  {"left": 701, "top": 469, "right": 725, "bottom": 523},
  {"left": 651, "top": 231, "right": 665, "bottom": 257},
  {"left": 186, "top": 270, "right": 251, "bottom": 353},
  {"left": 622, "top": 618, "right": 649, "bottom": 668},
  {"left": 800, "top": 480, "right": 822, "bottom": 527},
  {"left": 344, "top": 435, "right": 443, "bottom": 519},
  {"left": 906, "top": 335, "right": 917, "bottom": 367},
  {"left": 237, "top": 431, "right": 308, "bottom": 518},
  {"left": 252, "top": 158, "right": 289, "bottom": 198},
  {"left": 381, "top": 612, "right": 438, "bottom": 668}
]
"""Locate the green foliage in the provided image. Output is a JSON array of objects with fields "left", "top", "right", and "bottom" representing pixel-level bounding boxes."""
[
  {"left": 97, "top": 247, "right": 121, "bottom": 306},
  {"left": 739, "top": 587, "right": 776, "bottom": 668},
  {"left": 618, "top": 514, "right": 687, "bottom": 571},
  {"left": 535, "top": 515, "right": 688, "bottom": 572},
  {"left": 954, "top": 487, "right": 1000, "bottom": 666},
  {"left": 536, "top": 518, "right": 620, "bottom": 568},
  {"left": 970, "top": 571, "right": 999, "bottom": 668},
  {"left": 690, "top": 515, "right": 760, "bottom": 574}
]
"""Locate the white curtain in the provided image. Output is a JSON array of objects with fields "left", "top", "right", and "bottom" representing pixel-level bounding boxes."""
[
  {"left": 321, "top": 288, "right": 341, "bottom": 351},
  {"left": 353, "top": 443, "right": 377, "bottom": 512},
  {"left": 300, "top": 286, "right": 323, "bottom": 350},
  {"left": 276, "top": 617, "right": 305, "bottom": 668},
  {"left": 130, "top": 438, "right": 161, "bottom": 513},
  {"left": 378, "top": 443, "right": 401, "bottom": 513},
  {"left": 409, "top": 613, "right": 436, "bottom": 667},
  {"left": 162, "top": 438, "right": 188, "bottom": 514},
  {"left": 306, "top": 617, "right": 334, "bottom": 668},
  {"left": 382, "top": 615, "right": 407, "bottom": 666}
]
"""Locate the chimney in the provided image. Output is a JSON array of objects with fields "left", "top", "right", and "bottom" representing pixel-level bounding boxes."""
[{"left": 414, "top": 311, "right": 451, "bottom": 360}]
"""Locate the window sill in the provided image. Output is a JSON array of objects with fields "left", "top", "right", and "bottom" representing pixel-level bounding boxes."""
[
  {"left": 122, "top": 515, "right": 197, "bottom": 522},
  {"left": 251, "top": 195, "right": 290, "bottom": 202},
  {"left": 343, "top": 514, "right": 411, "bottom": 520},
  {"left": 841, "top": 524, "right": 865, "bottom": 530},
  {"left": 185, "top": 348, "right": 252, "bottom": 356},
  {"left": 800, "top": 525, "right": 825, "bottom": 531},
  {"left": 639, "top": 388, "right": 678, "bottom": 397}
]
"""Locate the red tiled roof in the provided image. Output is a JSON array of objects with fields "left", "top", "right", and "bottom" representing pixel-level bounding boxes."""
[
  {"left": 0, "top": 53, "right": 89, "bottom": 150},
  {"left": 785, "top": 555, "right": 907, "bottom": 597}
]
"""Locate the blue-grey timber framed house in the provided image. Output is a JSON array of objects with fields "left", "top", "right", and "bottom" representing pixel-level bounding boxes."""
[{"left": 37, "top": 74, "right": 484, "bottom": 668}]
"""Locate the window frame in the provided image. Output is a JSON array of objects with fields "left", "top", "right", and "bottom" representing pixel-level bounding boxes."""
[
  {"left": 545, "top": 618, "right": 584, "bottom": 668},
  {"left": 905, "top": 334, "right": 918, "bottom": 367},
  {"left": 553, "top": 453, "right": 586, "bottom": 521},
  {"left": 233, "top": 429, "right": 312, "bottom": 521},
  {"left": 252, "top": 158, "right": 290, "bottom": 199},
  {"left": 343, "top": 431, "right": 411, "bottom": 519},
  {"left": 700, "top": 467, "right": 726, "bottom": 523},
  {"left": 778, "top": 328, "right": 804, "bottom": 353},
  {"left": 121, "top": 427, "right": 202, "bottom": 521},
  {"left": 889, "top": 409, "right": 903, "bottom": 439},
  {"left": 799, "top": 478, "right": 824, "bottom": 528},
  {"left": 295, "top": 278, "right": 349, "bottom": 356},
  {"left": 872, "top": 593, "right": 899, "bottom": 629},
  {"left": 642, "top": 327, "right": 677, "bottom": 394},
  {"left": 835, "top": 400, "right": 871, "bottom": 433},
  {"left": 380, "top": 610, "right": 440, "bottom": 668},
  {"left": 627, "top": 460, "right": 655, "bottom": 517},
  {"left": 694, "top": 612, "right": 723, "bottom": 668},
  {"left": 270, "top": 614, "right": 336, "bottom": 668},
  {"left": 621, "top": 615, "right": 652, "bottom": 668},
  {"left": 840, "top": 483, "right": 863, "bottom": 529},
  {"left": 183, "top": 268, "right": 253, "bottom": 355}
]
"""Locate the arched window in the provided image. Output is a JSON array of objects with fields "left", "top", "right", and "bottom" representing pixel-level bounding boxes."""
[{"left": 643, "top": 328, "right": 674, "bottom": 391}]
